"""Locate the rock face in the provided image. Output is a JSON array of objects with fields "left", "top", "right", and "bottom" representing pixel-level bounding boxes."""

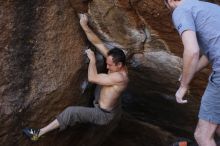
[
  {"left": 88, "top": 0, "right": 148, "bottom": 53},
  {"left": 0, "top": 0, "right": 219, "bottom": 146},
  {"left": 0, "top": 0, "right": 88, "bottom": 145}
]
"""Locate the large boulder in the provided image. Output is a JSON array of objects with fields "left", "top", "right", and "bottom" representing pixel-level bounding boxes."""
[
  {"left": 1, "top": 0, "right": 219, "bottom": 146},
  {"left": 0, "top": 0, "right": 88, "bottom": 145}
]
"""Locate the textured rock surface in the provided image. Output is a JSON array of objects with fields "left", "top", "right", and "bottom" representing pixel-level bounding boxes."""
[
  {"left": 88, "top": 0, "right": 147, "bottom": 53},
  {"left": 0, "top": 0, "right": 219, "bottom": 146},
  {"left": 0, "top": 0, "right": 87, "bottom": 145},
  {"left": 102, "top": 116, "right": 176, "bottom": 146}
]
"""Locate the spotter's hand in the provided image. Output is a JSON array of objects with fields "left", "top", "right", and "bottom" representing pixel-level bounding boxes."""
[{"left": 175, "top": 85, "right": 188, "bottom": 104}]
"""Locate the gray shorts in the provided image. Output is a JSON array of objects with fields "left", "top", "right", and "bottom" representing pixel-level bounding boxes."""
[
  {"left": 199, "top": 71, "right": 220, "bottom": 124},
  {"left": 56, "top": 102, "right": 121, "bottom": 130}
]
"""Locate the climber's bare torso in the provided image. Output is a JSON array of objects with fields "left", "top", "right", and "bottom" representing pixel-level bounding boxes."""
[{"left": 99, "top": 70, "right": 128, "bottom": 111}]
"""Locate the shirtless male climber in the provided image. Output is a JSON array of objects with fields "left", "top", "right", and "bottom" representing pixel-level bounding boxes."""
[{"left": 22, "top": 13, "right": 128, "bottom": 141}]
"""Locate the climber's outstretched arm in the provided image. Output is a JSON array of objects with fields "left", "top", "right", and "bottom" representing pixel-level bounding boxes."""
[{"left": 79, "top": 13, "right": 108, "bottom": 58}]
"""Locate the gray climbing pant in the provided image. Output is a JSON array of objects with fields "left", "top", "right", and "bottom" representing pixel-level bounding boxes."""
[{"left": 56, "top": 101, "right": 121, "bottom": 130}]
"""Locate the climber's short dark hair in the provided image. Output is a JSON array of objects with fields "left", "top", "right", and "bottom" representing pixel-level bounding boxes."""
[{"left": 107, "top": 48, "right": 126, "bottom": 66}]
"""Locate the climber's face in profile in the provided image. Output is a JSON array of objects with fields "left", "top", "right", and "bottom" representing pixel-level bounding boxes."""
[
  {"left": 106, "top": 55, "right": 123, "bottom": 73},
  {"left": 105, "top": 48, "right": 126, "bottom": 73}
]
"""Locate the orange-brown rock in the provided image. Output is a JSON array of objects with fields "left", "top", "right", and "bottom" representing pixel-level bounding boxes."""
[
  {"left": 0, "top": 0, "right": 87, "bottom": 145},
  {"left": 1, "top": 0, "right": 220, "bottom": 146}
]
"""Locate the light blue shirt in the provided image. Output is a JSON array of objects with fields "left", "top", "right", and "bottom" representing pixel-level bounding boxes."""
[{"left": 172, "top": 0, "right": 220, "bottom": 71}]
